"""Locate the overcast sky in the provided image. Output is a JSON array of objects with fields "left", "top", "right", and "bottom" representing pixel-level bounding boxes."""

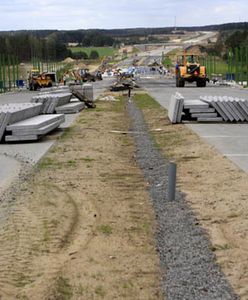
[{"left": 0, "top": 0, "right": 247, "bottom": 30}]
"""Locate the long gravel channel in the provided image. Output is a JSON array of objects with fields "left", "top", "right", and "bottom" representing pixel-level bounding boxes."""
[{"left": 127, "top": 100, "right": 239, "bottom": 300}]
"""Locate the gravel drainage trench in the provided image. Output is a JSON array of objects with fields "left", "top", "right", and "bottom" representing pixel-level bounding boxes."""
[{"left": 127, "top": 100, "right": 239, "bottom": 300}]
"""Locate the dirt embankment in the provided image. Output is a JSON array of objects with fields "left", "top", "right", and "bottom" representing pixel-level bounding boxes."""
[
  {"left": 0, "top": 96, "right": 162, "bottom": 299},
  {"left": 133, "top": 93, "right": 248, "bottom": 300}
]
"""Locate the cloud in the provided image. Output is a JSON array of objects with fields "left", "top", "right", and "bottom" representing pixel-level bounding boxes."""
[
  {"left": 213, "top": 1, "right": 246, "bottom": 19},
  {"left": 0, "top": 0, "right": 247, "bottom": 30}
]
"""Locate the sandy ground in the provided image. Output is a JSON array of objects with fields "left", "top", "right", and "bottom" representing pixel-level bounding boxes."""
[
  {"left": 0, "top": 95, "right": 162, "bottom": 299},
  {"left": 134, "top": 93, "right": 248, "bottom": 299}
]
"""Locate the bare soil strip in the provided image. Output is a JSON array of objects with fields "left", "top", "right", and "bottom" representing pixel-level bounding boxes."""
[
  {"left": 0, "top": 96, "right": 162, "bottom": 299},
  {"left": 133, "top": 93, "right": 248, "bottom": 300}
]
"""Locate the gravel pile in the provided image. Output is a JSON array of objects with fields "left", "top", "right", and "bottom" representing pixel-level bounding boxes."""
[{"left": 127, "top": 100, "right": 239, "bottom": 300}]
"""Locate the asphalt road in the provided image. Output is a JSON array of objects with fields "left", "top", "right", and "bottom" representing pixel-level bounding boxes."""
[{"left": 140, "top": 77, "right": 248, "bottom": 173}]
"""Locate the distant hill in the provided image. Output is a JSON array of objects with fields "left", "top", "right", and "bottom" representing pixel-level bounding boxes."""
[
  {"left": 0, "top": 22, "right": 248, "bottom": 40},
  {"left": 0, "top": 22, "right": 247, "bottom": 62}
]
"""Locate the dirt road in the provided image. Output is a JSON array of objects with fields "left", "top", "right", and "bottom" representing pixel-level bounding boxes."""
[{"left": 0, "top": 95, "right": 162, "bottom": 299}]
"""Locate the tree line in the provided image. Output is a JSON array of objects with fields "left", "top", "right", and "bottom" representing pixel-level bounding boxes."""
[
  {"left": 206, "top": 29, "right": 248, "bottom": 59},
  {"left": 1, "top": 22, "right": 248, "bottom": 62},
  {"left": 1, "top": 22, "right": 248, "bottom": 40},
  {"left": 0, "top": 33, "right": 71, "bottom": 62},
  {"left": 0, "top": 31, "right": 115, "bottom": 62}
]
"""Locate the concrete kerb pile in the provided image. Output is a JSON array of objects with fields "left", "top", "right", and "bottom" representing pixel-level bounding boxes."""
[
  {"left": 183, "top": 99, "right": 223, "bottom": 122},
  {"left": 169, "top": 93, "right": 248, "bottom": 123},
  {"left": 5, "top": 114, "right": 65, "bottom": 142},
  {"left": 0, "top": 103, "right": 43, "bottom": 141},
  {"left": 200, "top": 95, "right": 248, "bottom": 122},
  {"left": 0, "top": 103, "right": 64, "bottom": 142},
  {"left": 0, "top": 85, "right": 94, "bottom": 142},
  {"left": 70, "top": 84, "right": 95, "bottom": 108},
  {"left": 71, "top": 84, "right": 94, "bottom": 101},
  {"left": 55, "top": 99, "right": 85, "bottom": 114},
  {"left": 35, "top": 85, "right": 91, "bottom": 113},
  {"left": 31, "top": 92, "right": 72, "bottom": 114},
  {"left": 39, "top": 86, "right": 71, "bottom": 93},
  {"left": 168, "top": 92, "right": 184, "bottom": 124}
]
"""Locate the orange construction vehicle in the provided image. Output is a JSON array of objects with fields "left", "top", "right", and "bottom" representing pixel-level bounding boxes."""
[
  {"left": 28, "top": 69, "right": 56, "bottom": 90},
  {"left": 175, "top": 53, "right": 207, "bottom": 87}
]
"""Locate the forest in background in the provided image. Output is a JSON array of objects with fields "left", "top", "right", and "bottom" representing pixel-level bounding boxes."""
[{"left": 1, "top": 22, "right": 248, "bottom": 61}]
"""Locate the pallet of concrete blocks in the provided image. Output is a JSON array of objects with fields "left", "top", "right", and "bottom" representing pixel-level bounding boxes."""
[
  {"left": 5, "top": 114, "right": 65, "bottom": 142},
  {"left": 168, "top": 92, "right": 184, "bottom": 123},
  {"left": 31, "top": 92, "right": 72, "bottom": 114},
  {"left": 200, "top": 96, "right": 248, "bottom": 122},
  {"left": 55, "top": 99, "right": 85, "bottom": 114},
  {"left": 183, "top": 98, "right": 223, "bottom": 122},
  {"left": 0, "top": 103, "right": 43, "bottom": 141}
]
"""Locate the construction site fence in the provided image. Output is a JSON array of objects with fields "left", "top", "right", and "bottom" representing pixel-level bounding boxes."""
[
  {"left": 199, "top": 47, "right": 248, "bottom": 85},
  {"left": 226, "top": 47, "right": 248, "bottom": 85},
  {"left": 0, "top": 55, "right": 65, "bottom": 93},
  {"left": 31, "top": 58, "right": 64, "bottom": 75},
  {"left": 0, "top": 54, "right": 19, "bottom": 93}
]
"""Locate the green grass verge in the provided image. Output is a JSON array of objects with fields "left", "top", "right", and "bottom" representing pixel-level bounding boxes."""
[
  {"left": 162, "top": 57, "right": 173, "bottom": 67},
  {"left": 133, "top": 94, "right": 162, "bottom": 109},
  {"left": 206, "top": 59, "right": 228, "bottom": 75}
]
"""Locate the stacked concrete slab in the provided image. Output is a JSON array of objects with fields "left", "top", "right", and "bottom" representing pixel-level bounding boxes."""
[
  {"left": 0, "top": 103, "right": 43, "bottom": 141},
  {"left": 200, "top": 96, "right": 248, "bottom": 122},
  {"left": 31, "top": 92, "right": 72, "bottom": 114},
  {"left": 169, "top": 93, "right": 248, "bottom": 123},
  {"left": 71, "top": 84, "right": 93, "bottom": 101},
  {"left": 0, "top": 102, "right": 67, "bottom": 142},
  {"left": 71, "top": 84, "right": 94, "bottom": 108},
  {"left": 168, "top": 92, "right": 184, "bottom": 123},
  {"left": 55, "top": 100, "right": 85, "bottom": 114},
  {"left": 38, "top": 90, "right": 71, "bottom": 95},
  {"left": 40, "top": 86, "right": 71, "bottom": 93},
  {"left": 184, "top": 99, "right": 223, "bottom": 122},
  {"left": 5, "top": 114, "right": 65, "bottom": 141}
]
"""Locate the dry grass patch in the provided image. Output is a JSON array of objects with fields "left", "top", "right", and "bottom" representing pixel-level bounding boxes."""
[{"left": 0, "top": 95, "right": 162, "bottom": 300}]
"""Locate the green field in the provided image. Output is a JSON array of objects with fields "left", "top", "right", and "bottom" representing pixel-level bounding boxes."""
[
  {"left": 68, "top": 47, "right": 117, "bottom": 57},
  {"left": 162, "top": 57, "right": 173, "bottom": 67},
  {"left": 204, "top": 58, "right": 228, "bottom": 75}
]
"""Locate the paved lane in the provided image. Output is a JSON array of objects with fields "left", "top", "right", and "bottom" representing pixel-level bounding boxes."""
[{"left": 141, "top": 78, "right": 248, "bottom": 173}]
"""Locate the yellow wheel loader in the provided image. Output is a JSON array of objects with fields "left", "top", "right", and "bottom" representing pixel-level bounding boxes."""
[
  {"left": 175, "top": 54, "right": 207, "bottom": 87},
  {"left": 28, "top": 69, "right": 54, "bottom": 91}
]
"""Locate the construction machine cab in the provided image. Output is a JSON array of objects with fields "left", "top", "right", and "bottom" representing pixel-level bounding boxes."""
[{"left": 177, "top": 54, "right": 199, "bottom": 66}]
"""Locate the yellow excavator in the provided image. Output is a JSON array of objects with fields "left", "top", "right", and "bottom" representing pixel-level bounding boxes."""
[
  {"left": 28, "top": 69, "right": 54, "bottom": 91},
  {"left": 175, "top": 53, "right": 207, "bottom": 87}
]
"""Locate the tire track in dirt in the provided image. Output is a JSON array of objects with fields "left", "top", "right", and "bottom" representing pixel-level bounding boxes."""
[
  {"left": 0, "top": 98, "right": 162, "bottom": 299},
  {"left": 0, "top": 181, "right": 99, "bottom": 299}
]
